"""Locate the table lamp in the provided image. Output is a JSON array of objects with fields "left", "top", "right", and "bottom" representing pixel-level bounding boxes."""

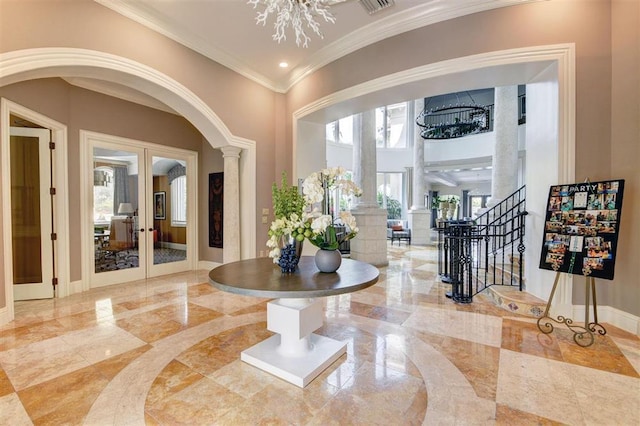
[{"left": 118, "top": 202, "right": 134, "bottom": 218}]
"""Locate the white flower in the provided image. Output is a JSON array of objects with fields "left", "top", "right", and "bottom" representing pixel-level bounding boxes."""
[
  {"left": 339, "top": 211, "right": 357, "bottom": 232},
  {"left": 311, "top": 215, "right": 333, "bottom": 233}
]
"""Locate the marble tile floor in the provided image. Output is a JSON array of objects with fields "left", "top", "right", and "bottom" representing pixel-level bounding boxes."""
[{"left": 1, "top": 244, "right": 638, "bottom": 425}]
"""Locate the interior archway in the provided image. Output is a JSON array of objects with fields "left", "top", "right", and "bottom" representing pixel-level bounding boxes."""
[
  {"left": 0, "top": 48, "right": 257, "bottom": 281},
  {"left": 293, "top": 44, "right": 576, "bottom": 312}
]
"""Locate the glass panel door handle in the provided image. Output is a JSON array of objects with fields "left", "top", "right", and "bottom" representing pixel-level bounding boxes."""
[
  {"left": 139, "top": 228, "right": 145, "bottom": 232},
  {"left": 148, "top": 228, "right": 153, "bottom": 232}
]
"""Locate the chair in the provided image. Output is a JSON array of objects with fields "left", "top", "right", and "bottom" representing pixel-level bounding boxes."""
[
  {"left": 387, "top": 219, "right": 411, "bottom": 246},
  {"left": 99, "top": 217, "right": 136, "bottom": 270}
]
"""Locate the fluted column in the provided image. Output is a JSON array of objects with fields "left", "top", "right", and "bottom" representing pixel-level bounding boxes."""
[
  {"left": 221, "top": 145, "right": 242, "bottom": 263},
  {"left": 351, "top": 110, "right": 388, "bottom": 266},
  {"left": 489, "top": 85, "right": 519, "bottom": 206}
]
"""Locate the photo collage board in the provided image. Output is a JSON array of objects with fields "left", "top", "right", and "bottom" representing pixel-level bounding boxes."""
[{"left": 538, "top": 179, "right": 625, "bottom": 280}]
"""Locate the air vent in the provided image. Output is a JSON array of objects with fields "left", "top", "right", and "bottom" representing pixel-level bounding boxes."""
[{"left": 359, "top": 0, "right": 395, "bottom": 15}]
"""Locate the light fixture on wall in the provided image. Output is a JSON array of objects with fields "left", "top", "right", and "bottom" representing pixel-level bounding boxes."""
[
  {"left": 416, "top": 92, "right": 490, "bottom": 140},
  {"left": 248, "top": 0, "right": 339, "bottom": 48}
]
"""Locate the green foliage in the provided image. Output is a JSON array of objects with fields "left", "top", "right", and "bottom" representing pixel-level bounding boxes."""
[
  {"left": 272, "top": 171, "right": 305, "bottom": 219},
  {"left": 377, "top": 192, "right": 402, "bottom": 219},
  {"left": 430, "top": 195, "right": 441, "bottom": 210}
]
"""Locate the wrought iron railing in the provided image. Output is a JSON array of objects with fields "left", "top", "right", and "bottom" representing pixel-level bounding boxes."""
[{"left": 437, "top": 185, "right": 527, "bottom": 302}]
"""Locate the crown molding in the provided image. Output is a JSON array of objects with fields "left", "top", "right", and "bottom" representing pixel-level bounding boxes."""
[
  {"left": 285, "top": 0, "right": 544, "bottom": 90},
  {"left": 97, "top": 0, "right": 543, "bottom": 94}
]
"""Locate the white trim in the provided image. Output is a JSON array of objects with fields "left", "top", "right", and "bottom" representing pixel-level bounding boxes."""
[
  {"left": 81, "top": 130, "right": 200, "bottom": 286},
  {"left": 1, "top": 99, "right": 70, "bottom": 324},
  {"left": 0, "top": 47, "right": 257, "bottom": 271},
  {"left": 294, "top": 44, "right": 575, "bottom": 119},
  {"left": 287, "top": 0, "right": 544, "bottom": 91},
  {"left": 68, "top": 280, "right": 84, "bottom": 296},
  {"left": 198, "top": 260, "right": 222, "bottom": 271},
  {"left": 572, "top": 304, "right": 640, "bottom": 337},
  {"left": 0, "top": 306, "right": 9, "bottom": 326}
]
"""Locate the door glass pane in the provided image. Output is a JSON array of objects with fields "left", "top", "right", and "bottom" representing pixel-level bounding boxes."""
[
  {"left": 94, "top": 148, "right": 139, "bottom": 273},
  {"left": 10, "top": 135, "right": 43, "bottom": 284},
  {"left": 152, "top": 156, "right": 187, "bottom": 265}
]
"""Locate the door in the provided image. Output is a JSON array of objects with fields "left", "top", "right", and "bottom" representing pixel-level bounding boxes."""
[
  {"left": 88, "top": 135, "right": 196, "bottom": 287},
  {"left": 91, "top": 143, "right": 147, "bottom": 287},
  {"left": 10, "top": 127, "right": 54, "bottom": 300},
  {"left": 146, "top": 152, "right": 194, "bottom": 277}
]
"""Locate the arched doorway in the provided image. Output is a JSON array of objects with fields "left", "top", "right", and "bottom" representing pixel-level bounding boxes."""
[{"left": 0, "top": 48, "right": 256, "bottom": 324}]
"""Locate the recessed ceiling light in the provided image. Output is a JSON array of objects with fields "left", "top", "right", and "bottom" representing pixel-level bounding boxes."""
[{"left": 279, "top": 62, "right": 289, "bottom": 68}]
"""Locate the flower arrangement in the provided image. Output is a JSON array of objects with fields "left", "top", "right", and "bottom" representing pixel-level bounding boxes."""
[
  {"left": 299, "top": 166, "right": 362, "bottom": 250},
  {"left": 266, "top": 167, "right": 362, "bottom": 266},
  {"left": 266, "top": 172, "right": 306, "bottom": 267}
]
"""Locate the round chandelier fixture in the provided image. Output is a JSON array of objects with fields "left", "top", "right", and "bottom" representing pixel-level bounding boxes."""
[{"left": 416, "top": 92, "right": 490, "bottom": 140}]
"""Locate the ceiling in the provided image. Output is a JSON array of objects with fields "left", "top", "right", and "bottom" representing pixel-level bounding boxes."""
[
  {"left": 96, "top": 0, "right": 538, "bottom": 93},
  {"left": 84, "top": 0, "right": 538, "bottom": 186}
]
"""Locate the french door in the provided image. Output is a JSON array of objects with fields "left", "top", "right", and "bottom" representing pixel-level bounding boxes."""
[
  {"left": 85, "top": 132, "right": 196, "bottom": 288},
  {"left": 9, "top": 127, "right": 54, "bottom": 300}
]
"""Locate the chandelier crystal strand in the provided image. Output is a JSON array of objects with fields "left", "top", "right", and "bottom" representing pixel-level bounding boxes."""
[{"left": 248, "top": 0, "right": 336, "bottom": 48}]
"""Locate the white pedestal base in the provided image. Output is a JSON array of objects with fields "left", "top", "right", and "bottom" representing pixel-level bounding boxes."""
[
  {"left": 241, "top": 333, "right": 347, "bottom": 388},
  {"left": 241, "top": 298, "right": 347, "bottom": 387}
]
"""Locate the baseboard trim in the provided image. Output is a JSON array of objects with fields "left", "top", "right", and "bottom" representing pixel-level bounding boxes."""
[
  {"left": 68, "top": 280, "right": 84, "bottom": 296},
  {"left": 0, "top": 305, "right": 11, "bottom": 326},
  {"left": 198, "top": 260, "right": 221, "bottom": 271},
  {"left": 572, "top": 304, "right": 640, "bottom": 336}
]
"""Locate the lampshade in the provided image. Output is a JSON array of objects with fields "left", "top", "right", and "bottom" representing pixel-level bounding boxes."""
[{"left": 118, "top": 203, "right": 134, "bottom": 216}]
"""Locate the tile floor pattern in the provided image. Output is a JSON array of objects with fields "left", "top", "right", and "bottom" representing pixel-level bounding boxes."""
[{"left": 1, "top": 245, "right": 639, "bottom": 425}]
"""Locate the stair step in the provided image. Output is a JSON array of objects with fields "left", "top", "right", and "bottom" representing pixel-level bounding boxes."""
[
  {"left": 486, "top": 264, "right": 524, "bottom": 286},
  {"left": 483, "top": 285, "right": 546, "bottom": 318}
]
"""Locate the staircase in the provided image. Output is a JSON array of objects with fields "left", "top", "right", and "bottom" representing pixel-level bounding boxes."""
[
  {"left": 437, "top": 185, "right": 547, "bottom": 316},
  {"left": 481, "top": 253, "right": 546, "bottom": 317}
]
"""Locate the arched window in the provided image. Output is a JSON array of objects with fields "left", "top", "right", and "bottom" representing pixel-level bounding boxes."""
[{"left": 171, "top": 175, "right": 187, "bottom": 227}]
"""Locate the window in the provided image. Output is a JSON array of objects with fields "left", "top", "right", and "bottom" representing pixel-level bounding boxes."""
[
  {"left": 376, "top": 103, "right": 407, "bottom": 148},
  {"left": 93, "top": 167, "right": 114, "bottom": 222},
  {"left": 326, "top": 116, "right": 354, "bottom": 145},
  {"left": 171, "top": 175, "right": 187, "bottom": 227},
  {"left": 377, "top": 172, "right": 404, "bottom": 219}
]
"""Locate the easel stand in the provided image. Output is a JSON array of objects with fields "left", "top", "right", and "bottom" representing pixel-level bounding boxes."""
[{"left": 537, "top": 272, "right": 607, "bottom": 347}]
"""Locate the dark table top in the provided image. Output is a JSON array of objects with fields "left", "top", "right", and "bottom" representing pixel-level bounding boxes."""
[{"left": 208, "top": 256, "right": 379, "bottom": 299}]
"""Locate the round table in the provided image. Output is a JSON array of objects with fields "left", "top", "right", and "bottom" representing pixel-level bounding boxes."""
[{"left": 209, "top": 256, "right": 379, "bottom": 387}]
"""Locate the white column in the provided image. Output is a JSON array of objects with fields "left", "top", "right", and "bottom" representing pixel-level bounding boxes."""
[
  {"left": 221, "top": 145, "right": 242, "bottom": 263},
  {"left": 409, "top": 104, "right": 431, "bottom": 244},
  {"left": 489, "top": 85, "right": 519, "bottom": 206},
  {"left": 353, "top": 111, "right": 378, "bottom": 209},
  {"left": 351, "top": 110, "right": 388, "bottom": 266}
]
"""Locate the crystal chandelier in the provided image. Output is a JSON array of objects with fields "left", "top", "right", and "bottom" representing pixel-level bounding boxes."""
[{"left": 248, "top": 0, "right": 337, "bottom": 48}]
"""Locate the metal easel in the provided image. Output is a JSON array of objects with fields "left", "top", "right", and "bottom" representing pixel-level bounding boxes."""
[{"left": 536, "top": 258, "right": 607, "bottom": 347}]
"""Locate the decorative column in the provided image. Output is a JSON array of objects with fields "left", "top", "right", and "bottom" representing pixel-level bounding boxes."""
[
  {"left": 221, "top": 145, "right": 242, "bottom": 263},
  {"left": 409, "top": 104, "right": 431, "bottom": 244},
  {"left": 489, "top": 85, "right": 519, "bottom": 206},
  {"left": 351, "top": 110, "right": 388, "bottom": 266}
]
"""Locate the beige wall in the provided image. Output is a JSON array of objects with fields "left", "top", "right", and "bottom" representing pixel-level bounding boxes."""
[{"left": 607, "top": 0, "right": 640, "bottom": 315}]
